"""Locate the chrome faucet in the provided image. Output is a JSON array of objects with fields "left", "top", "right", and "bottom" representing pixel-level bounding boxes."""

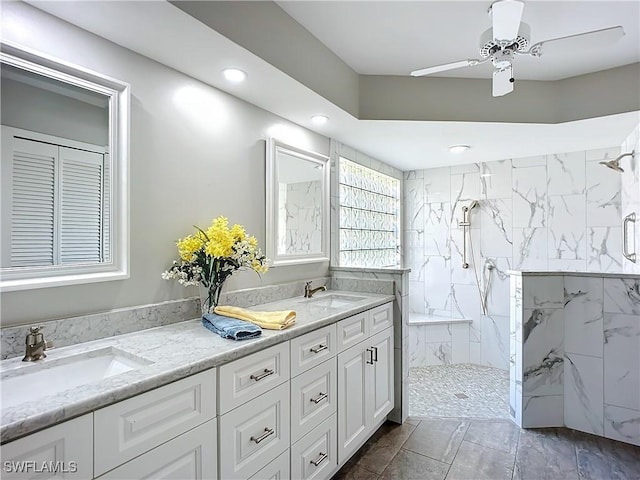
[
  {"left": 23, "top": 326, "right": 50, "bottom": 362},
  {"left": 304, "top": 281, "right": 327, "bottom": 298}
]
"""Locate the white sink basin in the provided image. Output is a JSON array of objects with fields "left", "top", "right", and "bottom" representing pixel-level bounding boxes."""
[
  {"left": 1, "top": 347, "right": 151, "bottom": 409},
  {"left": 303, "top": 293, "right": 367, "bottom": 309}
]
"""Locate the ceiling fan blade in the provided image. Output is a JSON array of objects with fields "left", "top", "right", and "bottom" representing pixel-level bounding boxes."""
[
  {"left": 491, "top": 0, "right": 524, "bottom": 41},
  {"left": 528, "top": 26, "right": 625, "bottom": 57},
  {"left": 410, "top": 59, "right": 483, "bottom": 76},
  {"left": 493, "top": 66, "right": 514, "bottom": 97}
]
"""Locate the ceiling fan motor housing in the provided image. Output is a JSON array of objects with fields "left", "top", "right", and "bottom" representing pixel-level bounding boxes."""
[{"left": 479, "top": 22, "right": 530, "bottom": 58}]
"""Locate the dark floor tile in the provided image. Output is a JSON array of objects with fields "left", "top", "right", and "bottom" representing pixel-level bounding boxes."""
[
  {"left": 332, "top": 464, "right": 380, "bottom": 480},
  {"left": 403, "top": 419, "right": 469, "bottom": 464},
  {"left": 514, "top": 428, "right": 580, "bottom": 480},
  {"left": 351, "top": 421, "right": 417, "bottom": 474},
  {"left": 381, "top": 449, "right": 449, "bottom": 480},
  {"left": 464, "top": 420, "right": 520, "bottom": 454},
  {"left": 445, "top": 440, "right": 515, "bottom": 480},
  {"left": 573, "top": 430, "right": 640, "bottom": 480}
]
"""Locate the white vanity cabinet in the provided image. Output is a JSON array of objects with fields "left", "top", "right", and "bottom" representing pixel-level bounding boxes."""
[
  {"left": 98, "top": 419, "right": 217, "bottom": 480},
  {"left": 337, "top": 304, "right": 394, "bottom": 464},
  {"left": 1, "top": 414, "right": 93, "bottom": 480},
  {"left": 94, "top": 369, "right": 217, "bottom": 477}
]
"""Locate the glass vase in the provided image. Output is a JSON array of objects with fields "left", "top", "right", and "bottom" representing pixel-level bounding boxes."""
[{"left": 199, "top": 282, "right": 225, "bottom": 315}]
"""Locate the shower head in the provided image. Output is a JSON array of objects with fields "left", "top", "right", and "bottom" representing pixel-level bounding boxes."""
[
  {"left": 599, "top": 151, "right": 635, "bottom": 173},
  {"left": 469, "top": 200, "right": 479, "bottom": 210}
]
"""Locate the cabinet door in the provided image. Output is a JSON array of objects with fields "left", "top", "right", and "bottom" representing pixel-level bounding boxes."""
[
  {"left": 290, "top": 324, "right": 336, "bottom": 377},
  {"left": 94, "top": 369, "right": 216, "bottom": 476},
  {"left": 369, "top": 302, "right": 393, "bottom": 335},
  {"left": 1, "top": 414, "right": 92, "bottom": 480},
  {"left": 336, "top": 340, "right": 369, "bottom": 464},
  {"left": 218, "top": 342, "right": 289, "bottom": 414},
  {"left": 98, "top": 419, "right": 217, "bottom": 480},
  {"left": 370, "top": 327, "right": 394, "bottom": 426},
  {"left": 336, "top": 312, "right": 369, "bottom": 352},
  {"left": 219, "top": 382, "right": 290, "bottom": 479},
  {"left": 248, "top": 449, "right": 289, "bottom": 480},
  {"left": 291, "top": 414, "right": 337, "bottom": 480},
  {"left": 291, "top": 358, "right": 337, "bottom": 443}
]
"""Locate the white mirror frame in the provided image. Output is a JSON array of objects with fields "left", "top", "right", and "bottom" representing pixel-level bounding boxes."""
[
  {"left": 0, "top": 41, "right": 130, "bottom": 292},
  {"left": 266, "top": 138, "right": 330, "bottom": 266}
]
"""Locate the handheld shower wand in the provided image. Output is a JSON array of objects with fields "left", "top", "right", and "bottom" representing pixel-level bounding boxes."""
[{"left": 460, "top": 200, "right": 479, "bottom": 268}]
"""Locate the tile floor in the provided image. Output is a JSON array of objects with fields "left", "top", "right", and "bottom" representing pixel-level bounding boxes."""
[
  {"left": 409, "top": 364, "right": 510, "bottom": 419},
  {"left": 332, "top": 418, "right": 640, "bottom": 480}
]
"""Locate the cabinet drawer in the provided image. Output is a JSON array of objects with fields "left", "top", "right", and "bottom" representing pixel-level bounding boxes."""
[
  {"left": 248, "top": 449, "right": 290, "bottom": 480},
  {"left": 291, "top": 414, "right": 337, "bottom": 480},
  {"left": 98, "top": 419, "right": 217, "bottom": 480},
  {"left": 219, "top": 342, "right": 289, "bottom": 414},
  {"left": 290, "top": 324, "right": 336, "bottom": 377},
  {"left": 336, "top": 312, "right": 369, "bottom": 352},
  {"left": 219, "top": 382, "right": 290, "bottom": 479},
  {"left": 94, "top": 369, "right": 216, "bottom": 477},
  {"left": 291, "top": 359, "right": 337, "bottom": 443},
  {"left": 370, "top": 302, "right": 393, "bottom": 335},
  {"left": 1, "top": 414, "right": 93, "bottom": 480}
]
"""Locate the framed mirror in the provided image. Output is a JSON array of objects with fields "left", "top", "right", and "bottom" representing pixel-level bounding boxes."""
[
  {"left": 266, "top": 138, "right": 330, "bottom": 266},
  {"left": 0, "top": 41, "right": 130, "bottom": 291}
]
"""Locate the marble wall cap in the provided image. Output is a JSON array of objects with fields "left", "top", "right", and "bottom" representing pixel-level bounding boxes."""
[{"left": 507, "top": 270, "right": 640, "bottom": 279}]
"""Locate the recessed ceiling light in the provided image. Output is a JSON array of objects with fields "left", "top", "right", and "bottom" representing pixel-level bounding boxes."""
[
  {"left": 223, "top": 68, "right": 247, "bottom": 83},
  {"left": 311, "top": 115, "right": 329, "bottom": 125},
  {"left": 449, "top": 145, "right": 470, "bottom": 154}
]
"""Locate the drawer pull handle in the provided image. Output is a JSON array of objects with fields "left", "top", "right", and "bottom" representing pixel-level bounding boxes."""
[
  {"left": 372, "top": 346, "right": 378, "bottom": 362},
  {"left": 250, "top": 368, "right": 275, "bottom": 381},
  {"left": 310, "top": 344, "right": 328, "bottom": 354},
  {"left": 366, "top": 348, "right": 374, "bottom": 364},
  {"left": 250, "top": 427, "right": 275, "bottom": 444},
  {"left": 310, "top": 452, "right": 328, "bottom": 467},
  {"left": 310, "top": 392, "right": 328, "bottom": 404}
]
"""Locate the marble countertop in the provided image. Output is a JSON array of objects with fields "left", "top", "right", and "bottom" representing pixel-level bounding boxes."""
[{"left": 0, "top": 290, "right": 394, "bottom": 444}]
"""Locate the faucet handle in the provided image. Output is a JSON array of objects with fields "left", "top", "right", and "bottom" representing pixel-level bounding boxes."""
[{"left": 29, "top": 325, "right": 44, "bottom": 334}]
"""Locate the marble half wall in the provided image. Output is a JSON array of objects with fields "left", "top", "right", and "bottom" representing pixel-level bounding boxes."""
[{"left": 510, "top": 271, "right": 640, "bottom": 447}]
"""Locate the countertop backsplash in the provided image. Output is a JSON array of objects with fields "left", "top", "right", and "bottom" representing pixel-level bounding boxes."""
[{"left": 0, "top": 276, "right": 331, "bottom": 360}]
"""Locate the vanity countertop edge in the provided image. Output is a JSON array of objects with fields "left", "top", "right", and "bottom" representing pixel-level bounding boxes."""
[{"left": 0, "top": 291, "right": 394, "bottom": 444}]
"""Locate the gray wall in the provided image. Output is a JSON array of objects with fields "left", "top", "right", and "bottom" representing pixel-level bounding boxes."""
[{"left": 0, "top": 2, "right": 330, "bottom": 326}]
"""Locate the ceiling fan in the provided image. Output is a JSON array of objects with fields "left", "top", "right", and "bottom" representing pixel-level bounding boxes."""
[{"left": 410, "top": 0, "right": 625, "bottom": 97}]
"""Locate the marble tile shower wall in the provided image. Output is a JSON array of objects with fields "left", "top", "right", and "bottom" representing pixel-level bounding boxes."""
[
  {"left": 510, "top": 273, "right": 640, "bottom": 447},
  {"left": 621, "top": 124, "right": 640, "bottom": 274},
  {"left": 404, "top": 145, "right": 626, "bottom": 371}
]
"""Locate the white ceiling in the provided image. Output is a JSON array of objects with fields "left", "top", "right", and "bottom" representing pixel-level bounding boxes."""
[
  {"left": 277, "top": 0, "right": 640, "bottom": 81},
  {"left": 22, "top": 0, "right": 640, "bottom": 172}
]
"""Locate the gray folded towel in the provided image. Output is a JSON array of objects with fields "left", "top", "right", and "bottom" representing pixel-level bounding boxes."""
[{"left": 202, "top": 313, "right": 262, "bottom": 341}]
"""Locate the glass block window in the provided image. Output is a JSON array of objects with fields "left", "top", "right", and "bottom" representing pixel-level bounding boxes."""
[{"left": 339, "top": 158, "right": 401, "bottom": 267}]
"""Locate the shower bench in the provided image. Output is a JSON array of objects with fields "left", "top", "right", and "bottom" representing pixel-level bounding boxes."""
[{"left": 408, "top": 313, "right": 473, "bottom": 367}]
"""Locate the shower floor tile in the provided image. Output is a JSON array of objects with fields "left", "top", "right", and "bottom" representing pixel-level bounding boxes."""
[{"left": 409, "top": 364, "right": 510, "bottom": 419}]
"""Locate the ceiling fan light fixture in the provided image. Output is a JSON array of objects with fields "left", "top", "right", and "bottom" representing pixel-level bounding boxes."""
[{"left": 449, "top": 145, "right": 471, "bottom": 154}]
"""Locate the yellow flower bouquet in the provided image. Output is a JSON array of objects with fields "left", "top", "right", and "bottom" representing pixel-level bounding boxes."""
[{"left": 162, "top": 216, "right": 268, "bottom": 313}]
